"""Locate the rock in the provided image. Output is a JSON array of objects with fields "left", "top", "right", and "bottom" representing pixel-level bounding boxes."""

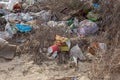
[
  {"left": 80, "top": 76, "right": 90, "bottom": 80},
  {"left": 56, "top": 77, "right": 78, "bottom": 80},
  {"left": 0, "top": 38, "right": 16, "bottom": 59}
]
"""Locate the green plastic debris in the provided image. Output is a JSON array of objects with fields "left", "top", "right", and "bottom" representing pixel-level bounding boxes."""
[
  {"left": 66, "top": 18, "right": 78, "bottom": 31},
  {"left": 87, "top": 12, "right": 99, "bottom": 22},
  {"left": 67, "top": 18, "right": 74, "bottom": 26},
  {"left": 70, "top": 24, "right": 77, "bottom": 30}
]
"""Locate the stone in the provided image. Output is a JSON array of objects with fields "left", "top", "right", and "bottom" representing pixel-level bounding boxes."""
[{"left": 80, "top": 76, "right": 90, "bottom": 80}]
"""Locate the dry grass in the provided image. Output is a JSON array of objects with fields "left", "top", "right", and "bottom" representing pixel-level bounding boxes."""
[{"left": 90, "top": 0, "right": 120, "bottom": 80}]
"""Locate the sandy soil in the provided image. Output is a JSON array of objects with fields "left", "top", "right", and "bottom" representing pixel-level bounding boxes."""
[{"left": 0, "top": 54, "right": 91, "bottom": 80}]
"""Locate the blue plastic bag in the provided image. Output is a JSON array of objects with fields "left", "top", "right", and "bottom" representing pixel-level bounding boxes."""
[
  {"left": 16, "top": 24, "right": 32, "bottom": 32},
  {"left": 92, "top": 3, "right": 100, "bottom": 9}
]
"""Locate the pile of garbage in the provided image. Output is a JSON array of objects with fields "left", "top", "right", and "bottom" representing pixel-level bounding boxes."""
[
  {"left": 0, "top": 0, "right": 103, "bottom": 62},
  {"left": 0, "top": 1, "right": 38, "bottom": 59},
  {"left": 0, "top": 0, "right": 120, "bottom": 79}
]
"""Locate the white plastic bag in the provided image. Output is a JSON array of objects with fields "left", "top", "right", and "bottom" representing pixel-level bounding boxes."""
[
  {"left": 57, "top": 21, "right": 67, "bottom": 27},
  {"left": 4, "top": 13, "right": 16, "bottom": 21},
  {"left": 22, "top": 13, "right": 33, "bottom": 21},
  {"left": 31, "top": 10, "right": 51, "bottom": 22},
  {"left": 5, "top": 13, "right": 23, "bottom": 21},
  {"left": 5, "top": 23, "right": 17, "bottom": 35},
  {"left": 70, "top": 44, "right": 86, "bottom": 60},
  {"left": 47, "top": 21, "right": 58, "bottom": 27},
  {"left": 0, "top": 23, "right": 16, "bottom": 40},
  {"left": 40, "top": 10, "right": 51, "bottom": 22},
  {"left": 98, "top": 43, "right": 107, "bottom": 52},
  {"left": 0, "top": 31, "right": 11, "bottom": 40},
  {"left": 8, "top": 0, "right": 19, "bottom": 10}
]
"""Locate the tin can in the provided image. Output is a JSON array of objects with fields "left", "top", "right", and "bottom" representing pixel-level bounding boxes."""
[
  {"left": 51, "top": 51, "right": 58, "bottom": 59},
  {"left": 47, "top": 45, "right": 59, "bottom": 56}
]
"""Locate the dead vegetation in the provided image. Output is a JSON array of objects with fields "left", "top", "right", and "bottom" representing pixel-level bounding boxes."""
[{"left": 90, "top": 0, "right": 120, "bottom": 80}]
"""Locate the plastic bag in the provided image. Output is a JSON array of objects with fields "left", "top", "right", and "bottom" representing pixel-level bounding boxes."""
[
  {"left": 47, "top": 21, "right": 67, "bottom": 27},
  {"left": 0, "top": 9, "right": 9, "bottom": 16},
  {"left": 5, "top": 23, "right": 17, "bottom": 35},
  {"left": 78, "top": 20, "right": 99, "bottom": 35},
  {"left": 16, "top": 24, "right": 32, "bottom": 32},
  {"left": 98, "top": 43, "right": 107, "bottom": 52},
  {"left": 10, "top": 0, "right": 19, "bottom": 9},
  {"left": 0, "top": 23, "right": 16, "bottom": 39},
  {"left": 67, "top": 18, "right": 79, "bottom": 33},
  {"left": 0, "top": 31, "right": 11, "bottom": 40},
  {"left": 30, "top": 10, "right": 51, "bottom": 22},
  {"left": 4, "top": 13, "right": 16, "bottom": 21},
  {"left": 4, "top": 13, "right": 22, "bottom": 21},
  {"left": 21, "top": 13, "right": 33, "bottom": 21},
  {"left": 0, "top": 0, "right": 18, "bottom": 10},
  {"left": 26, "top": 0, "right": 35, "bottom": 5},
  {"left": 40, "top": 10, "right": 51, "bottom": 22},
  {"left": 5, "top": 13, "right": 33, "bottom": 22},
  {"left": 70, "top": 44, "right": 86, "bottom": 60},
  {"left": 92, "top": 3, "right": 100, "bottom": 9},
  {"left": 8, "top": 0, "right": 19, "bottom": 10},
  {"left": 47, "top": 21, "right": 58, "bottom": 27},
  {"left": 57, "top": 21, "right": 67, "bottom": 27}
]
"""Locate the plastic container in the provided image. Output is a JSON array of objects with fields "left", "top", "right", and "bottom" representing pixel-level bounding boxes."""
[{"left": 47, "top": 45, "right": 59, "bottom": 56}]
